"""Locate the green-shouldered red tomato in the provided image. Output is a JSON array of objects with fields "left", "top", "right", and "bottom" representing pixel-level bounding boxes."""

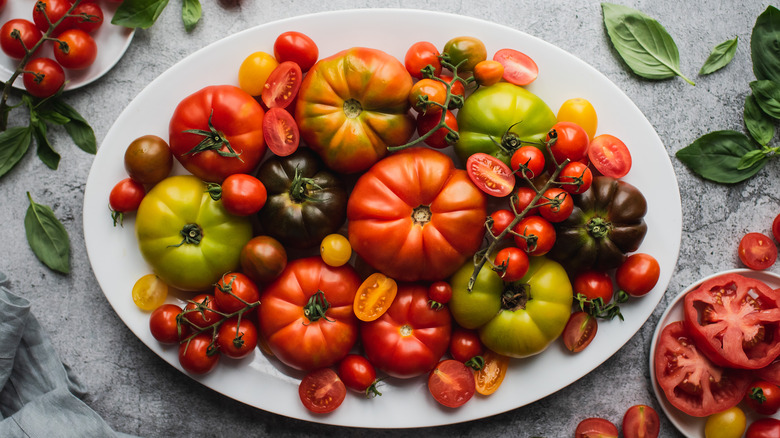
[
  {"left": 258, "top": 257, "right": 360, "bottom": 371},
  {"left": 273, "top": 31, "right": 318, "bottom": 72},
  {"left": 299, "top": 368, "right": 346, "bottom": 413},
  {"left": 216, "top": 317, "right": 258, "bottom": 359},
  {"left": 615, "top": 253, "right": 660, "bottom": 297},
  {"left": 559, "top": 161, "right": 593, "bottom": 194},
  {"left": 295, "top": 47, "right": 415, "bottom": 174},
  {"left": 361, "top": 283, "right": 452, "bottom": 378},
  {"left": 417, "top": 110, "right": 458, "bottom": 149},
  {"left": 53, "top": 29, "right": 97, "bottom": 70},
  {"left": 493, "top": 48, "right": 538, "bottom": 86},
  {"left": 149, "top": 304, "right": 189, "bottom": 344},
  {"left": 123, "top": 135, "right": 173, "bottom": 185},
  {"left": 135, "top": 175, "right": 253, "bottom": 291},
  {"left": 22, "top": 58, "right": 64, "bottom": 98},
  {"left": 738, "top": 232, "right": 777, "bottom": 270},
  {"left": 428, "top": 359, "right": 475, "bottom": 408},
  {"left": 239, "top": 235, "right": 287, "bottom": 285},
  {"left": 455, "top": 82, "right": 556, "bottom": 166},
  {"left": 169, "top": 85, "right": 266, "bottom": 183},
  {"left": 562, "top": 311, "right": 597, "bottom": 353},
  {"left": 588, "top": 134, "right": 632, "bottom": 178},
  {"left": 510, "top": 145, "right": 546, "bottom": 179},
  {"left": 449, "top": 256, "right": 573, "bottom": 358},
  {"left": 347, "top": 147, "right": 487, "bottom": 282},
  {"left": 442, "top": 36, "right": 486, "bottom": 72},
  {"left": 1, "top": 19, "right": 42, "bottom": 59},
  {"left": 513, "top": 215, "right": 556, "bottom": 256},
  {"left": 405, "top": 41, "right": 442, "bottom": 79},
  {"left": 179, "top": 333, "right": 220, "bottom": 375}
]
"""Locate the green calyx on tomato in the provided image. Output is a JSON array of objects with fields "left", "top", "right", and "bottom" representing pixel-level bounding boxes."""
[
  {"left": 547, "top": 176, "right": 648, "bottom": 273},
  {"left": 255, "top": 148, "right": 347, "bottom": 249},
  {"left": 449, "top": 256, "right": 573, "bottom": 358},
  {"left": 135, "top": 175, "right": 253, "bottom": 291},
  {"left": 455, "top": 82, "right": 557, "bottom": 166},
  {"left": 295, "top": 47, "right": 415, "bottom": 174}
]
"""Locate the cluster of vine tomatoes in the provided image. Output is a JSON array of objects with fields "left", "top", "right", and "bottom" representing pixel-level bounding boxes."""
[{"left": 0, "top": 0, "right": 111, "bottom": 98}]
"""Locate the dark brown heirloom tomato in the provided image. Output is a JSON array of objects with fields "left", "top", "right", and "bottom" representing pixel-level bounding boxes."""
[
  {"left": 254, "top": 148, "right": 347, "bottom": 249},
  {"left": 548, "top": 176, "right": 647, "bottom": 273}
]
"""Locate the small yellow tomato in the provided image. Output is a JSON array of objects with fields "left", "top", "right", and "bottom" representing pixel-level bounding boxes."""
[
  {"left": 557, "top": 97, "right": 598, "bottom": 140},
  {"left": 131, "top": 274, "right": 168, "bottom": 311},
  {"left": 238, "top": 51, "right": 279, "bottom": 96},
  {"left": 320, "top": 233, "right": 352, "bottom": 267},
  {"left": 704, "top": 406, "right": 746, "bottom": 438}
]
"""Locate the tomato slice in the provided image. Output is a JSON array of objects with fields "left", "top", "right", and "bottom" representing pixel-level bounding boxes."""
[
  {"left": 587, "top": 134, "right": 632, "bottom": 178},
  {"left": 654, "top": 321, "right": 751, "bottom": 417},
  {"left": 466, "top": 152, "right": 515, "bottom": 197},
  {"left": 428, "top": 359, "right": 476, "bottom": 408},
  {"left": 622, "top": 405, "right": 660, "bottom": 438},
  {"left": 261, "top": 61, "right": 302, "bottom": 109},
  {"left": 298, "top": 368, "right": 346, "bottom": 414},
  {"left": 562, "top": 311, "right": 598, "bottom": 353},
  {"left": 474, "top": 350, "right": 509, "bottom": 395},
  {"left": 738, "top": 232, "right": 778, "bottom": 270},
  {"left": 262, "top": 107, "right": 300, "bottom": 157},
  {"left": 574, "top": 417, "right": 618, "bottom": 438},
  {"left": 353, "top": 273, "right": 398, "bottom": 322},
  {"left": 492, "top": 48, "right": 538, "bottom": 86}
]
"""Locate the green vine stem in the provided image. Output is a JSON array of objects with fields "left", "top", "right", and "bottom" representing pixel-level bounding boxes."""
[{"left": 178, "top": 291, "right": 260, "bottom": 356}]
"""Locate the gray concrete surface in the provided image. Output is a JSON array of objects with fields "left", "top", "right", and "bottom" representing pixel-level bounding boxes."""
[{"left": 1, "top": 0, "right": 777, "bottom": 436}]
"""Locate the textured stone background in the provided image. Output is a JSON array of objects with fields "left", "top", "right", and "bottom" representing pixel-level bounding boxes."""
[{"left": 1, "top": 0, "right": 777, "bottom": 437}]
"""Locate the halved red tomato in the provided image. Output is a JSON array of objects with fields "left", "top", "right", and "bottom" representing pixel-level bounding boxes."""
[
  {"left": 493, "top": 48, "right": 538, "bottom": 86},
  {"left": 263, "top": 107, "right": 300, "bottom": 156},
  {"left": 683, "top": 273, "right": 780, "bottom": 369},
  {"left": 299, "top": 368, "right": 346, "bottom": 414},
  {"left": 428, "top": 359, "right": 476, "bottom": 408},
  {"left": 466, "top": 152, "right": 515, "bottom": 197},
  {"left": 588, "top": 134, "right": 632, "bottom": 178},
  {"left": 562, "top": 311, "right": 598, "bottom": 353},
  {"left": 261, "top": 61, "right": 302, "bottom": 109},
  {"left": 654, "top": 321, "right": 751, "bottom": 417}
]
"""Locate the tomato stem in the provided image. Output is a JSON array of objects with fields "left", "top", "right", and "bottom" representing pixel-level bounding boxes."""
[
  {"left": 182, "top": 110, "right": 243, "bottom": 161},
  {"left": 303, "top": 290, "right": 334, "bottom": 324},
  {"left": 289, "top": 167, "right": 323, "bottom": 203}
]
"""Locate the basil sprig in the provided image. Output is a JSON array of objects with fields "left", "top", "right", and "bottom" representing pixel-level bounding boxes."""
[
  {"left": 112, "top": 0, "right": 203, "bottom": 31},
  {"left": 24, "top": 193, "right": 70, "bottom": 275},
  {"left": 700, "top": 37, "right": 738, "bottom": 75}
]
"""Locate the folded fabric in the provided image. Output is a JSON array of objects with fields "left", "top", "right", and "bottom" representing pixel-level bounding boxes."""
[{"left": 0, "top": 271, "right": 138, "bottom": 438}]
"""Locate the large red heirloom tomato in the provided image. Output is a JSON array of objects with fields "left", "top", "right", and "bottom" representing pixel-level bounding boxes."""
[
  {"left": 361, "top": 283, "right": 452, "bottom": 379},
  {"left": 257, "top": 257, "right": 361, "bottom": 371},
  {"left": 347, "top": 147, "right": 488, "bottom": 282},
  {"left": 295, "top": 47, "right": 415, "bottom": 174},
  {"left": 169, "top": 85, "right": 266, "bottom": 183}
]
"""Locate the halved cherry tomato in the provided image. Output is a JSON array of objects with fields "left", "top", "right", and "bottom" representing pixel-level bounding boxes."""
[
  {"left": 510, "top": 145, "right": 546, "bottom": 179},
  {"left": 573, "top": 270, "right": 614, "bottom": 304},
  {"left": 428, "top": 359, "right": 476, "bottom": 408},
  {"left": 559, "top": 161, "right": 593, "bottom": 194},
  {"left": 404, "top": 41, "right": 442, "bottom": 79},
  {"left": 216, "top": 317, "right": 258, "bottom": 359},
  {"left": 562, "top": 311, "right": 598, "bottom": 353},
  {"left": 512, "top": 215, "right": 556, "bottom": 256},
  {"left": 557, "top": 97, "right": 598, "bottom": 140},
  {"left": 220, "top": 173, "right": 267, "bottom": 216},
  {"left": 738, "top": 232, "right": 777, "bottom": 270},
  {"left": 353, "top": 273, "right": 398, "bottom": 322},
  {"left": 488, "top": 209, "right": 515, "bottom": 237},
  {"left": 417, "top": 110, "right": 458, "bottom": 149},
  {"left": 262, "top": 107, "right": 300, "bottom": 157},
  {"left": 474, "top": 349, "right": 509, "bottom": 395},
  {"left": 622, "top": 405, "right": 660, "bottom": 438},
  {"left": 466, "top": 152, "right": 515, "bottom": 197},
  {"left": 132, "top": 273, "right": 168, "bottom": 311},
  {"left": 493, "top": 48, "right": 538, "bottom": 86},
  {"left": 588, "top": 134, "right": 632, "bottom": 178},
  {"left": 575, "top": 417, "right": 618, "bottom": 438},
  {"left": 299, "top": 368, "right": 346, "bottom": 414},
  {"left": 493, "top": 247, "right": 530, "bottom": 282},
  {"left": 449, "top": 327, "right": 483, "bottom": 363},
  {"left": 538, "top": 188, "right": 573, "bottom": 223},
  {"left": 261, "top": 61, "right": 302, "bottom": 109},
  {"left": 744, "top": 380, "right": 780, "bottom": 415},
  {"left": 273, "top": 31, "right": 318, "bottom": 72},
  {"left": 473, "top": 60, "right": 504, "bottom": 86},
  {"left": 616, "top": 253, "right": 660, "bottom": 297},
  {"left": 546, "top": 121, "right": 589, "bottom": 165}
]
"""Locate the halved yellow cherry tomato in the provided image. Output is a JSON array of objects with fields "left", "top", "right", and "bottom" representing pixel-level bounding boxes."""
[
  {"left": 474, "top": 349, "right": 510, "bottom": 395},
  {"left": 557, "top": 97, "right": 598, "bottom": 140},
  {"left": 353, "top": 273, "right": 398, "bottom": 322},
  {"left": 131, "top": 274, "right": 168, "bottom": 311}
]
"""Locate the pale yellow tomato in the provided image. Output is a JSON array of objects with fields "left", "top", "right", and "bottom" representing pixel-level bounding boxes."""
[
  {"left": 131, "top": 274, "right": 168, "bottom": 311},
  {"left": 704, "top": 406, "right": 746, "bottom": 438},
  {"left": 320, "top": 233, "right": 352, "bottom": 267},
  {"left": 238, "top": 51, "right": 279, "bottom": 96},
  {"left": 557, "top": 97, "right": 598, "bottom": 140}
]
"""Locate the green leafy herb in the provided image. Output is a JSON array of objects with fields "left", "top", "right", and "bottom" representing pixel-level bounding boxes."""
[
  {"left": 699, "top": 37, "right": 738, "bottom": 75},
  {"left": 24, "top": 192, "right": 70, "bottom": 274},
  {"left": 744, "top": 94, "right": 775, "bottom": 145},
  {"left": 182, "top": 0, "right": 202, "bottom": 32},
  {"left": 750, "top": 80, "right": 780, "bottom": 119},
  {"left": 751, "top": 5, "right": 780, "bottom": 82},
  {"left": 676, "top": 130, "right": 767, "bottom": 184},
  {"left": 113, "top": 0, "right": 201, "bottom": 31},
  {"left": 0, "top": 126, "right": 33, "bottom": 179},
  {"left": 45, "top": 99, "right": 97, "bottom": 154},
  {"left": 32, "top": 120, "right": 60, "bottom": 170},
  {"left": 601, "top": 3, "right": 694, "bottom": 85}
]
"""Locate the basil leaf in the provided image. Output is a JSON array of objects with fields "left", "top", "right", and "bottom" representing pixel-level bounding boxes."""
[
  {"left": 112, "top": 0, "right": 170, "bottom": 30},
  {"left": 744, "top": 93, "right": 775, "bottom": 145},
  {"left": 32, "top": 121, "right": 60, "bottom": 170},
  {"left": 750, "top": 80, "right": 780, "bottom": 119},
  {"left": 601, "top": 3, "right": 694, "bottom": 85},
  {"left": 0, "top": 126, "right": 33, "bottom": 179},
  {"left": 47, "top": 99, "right": 96, "bottom": 154},
  {"left": 751, "top": 5, "right": 780, "bottom": 83},
  {"left": 25, "top": 192, "right": 70, "bottom": 274},
  {"left": 181, "top": 0, "right": 201, "bottom": 32},
  {"left": 737, "top": 149, "right": 768, "bottom": 170},
  {"left": 676, "top": 130, "right": 766, "bottom": 184},
  {"left": 699, "top": 37, "right": 738, "bottom": 75}
]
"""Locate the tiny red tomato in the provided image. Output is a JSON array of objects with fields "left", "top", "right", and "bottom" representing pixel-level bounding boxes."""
[
  {"left": 437, "top": 74, "right": 466, "bottom": 101},
  {"left": 538, "top": 188, "right": 573, "bottom": 223},
  {"left": 575, "top": 417, "right": 618, "bottom": 438},
  {"left": 109, "top": 178, "right": 145, "bottom": 226},
  {"left": 588, "top": 134, "right": 632, "bottom": 178},
  {"left": 494, "top": 247, "right": 530, "bottom": 282},
  {"left": 428, "top": 359, "right": 476, "bottom": 408},
  {"left": 573, "top": 270, "right": 614, "bottom": 304},
  {"left": 466, "top": 152, "right": 515, "bottom": 197},
  {"left": 512, "top": 186, "right": 539, "bottom": 216},
  {"left": 67, "top": 2, "right": 104, "bottom": 34},
  {"left": 220, "top": 173, "right": 268, "bottom": 216},
  {"left": 409, "top": 78, "right": 448, "bottom": 114},
  {"left": 510, "top": 145, "right": 546, "bottom": 179},
  {"left": 622, "top": 405, "right": 660, "bottom": 438},
  {"left": 417, "top": 110, "right": 458, "bottom": 149},
  {"left": 338, "top": 354, "right": 381, "bottom": 396},
  {"left": 179, "top": 333, "right": 220, "bottom": 375},
  {"left": 32, "top": 0, "right": 72, "bottom": 35},
  {"left": 149, "top": 304, "right": 188, "bottom": 344},
  {"left": 562, "top": 311, "right": 598, "bottom": 353},
  {"left": 1, "top": 19, "right": 42, "bottom": 59},
  {"left": 404, "top": 41, "right": 442, "bottom": 79},
  {"left": 53, "top": 29, "right": 98, "bottom": 70},
  {"left": 744, "top": 380, "right": 780, "bottom": 416},
  {"left": 547, "top": 121, "right": 589, "bottom": 165},
  {"left": 263, "top": 107, "right": 300, "bottom": 157},
  {"left": 513, "top": 215, "right": 556, "bottom": 256},
  {"left": 559, "top": 161, "right": 593, "bottom": 194},
  {"left": 214, "top": 272, "right": 260, "bottom": 314},
  {"left": 273, "top": 31, "right": 318, "bottom": 72},
  {"left": 473, "top": 60, "right": 504, "bottom": 86},
  {"left": 261, "top": 61, "right": 302, "bottom": 109},
  {"left": 493, "top": 48, "right": 538, "bottom": 86},
  {"left": 746, "top": 418, "right": 780, "bottom": 438},
  {"left": 23, "top": 57, "right": 65, "bottom": 98},
  {"left": 216, "top": 317, "right": 258, "bottom": 359},
  {"left": 183, "top": 294, "right": 220, "bottom": 329},
  {"left": 299, "top": 368, "right": 346, "bottom": 414},
  {"left": 428, "top": 281, "right": 453, "bottom": 308},
  {"left": 449, "top": 327, "right": 484, "bottom": 363},
  {"left": 773, "top": 213, "right": 780, "bottom": 243},
  {"left": 616, "top": 253, "right": 660, "bottom": 297},
  {"left": 489, "top": 209, "right": 515, "bottom": 237},
  {"left": 738, "top": 232, "right": 778, "bottom": 270}
]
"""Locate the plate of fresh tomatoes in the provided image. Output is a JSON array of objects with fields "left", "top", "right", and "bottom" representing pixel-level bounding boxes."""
[
  {"left": 0, "top": 0, "right": 134, "bottom": 93},
  {"left": 83, "top": 8, "right": 682, "bottom": 427}
]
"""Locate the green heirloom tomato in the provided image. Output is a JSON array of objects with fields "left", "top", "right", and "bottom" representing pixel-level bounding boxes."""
[
  {"left": 135, "top": 175, "right": 253, "bottom": 291},
  {"left": 455, "top": 82, "right": 557, "bottom": 166},
  {"left": 442, "top": 36, "right": 487, "bottom": 72},
  {"left": 449, "top": 256, "right": 572, "bottom": 358}
]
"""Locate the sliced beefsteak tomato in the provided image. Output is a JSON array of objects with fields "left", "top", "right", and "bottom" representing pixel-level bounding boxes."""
[
  {"left": 169, "top": 85, "right": 265, "bottom": 183},
  {"left": 654, "top": 321, "right": 751, "bottom": 417},
  {"left": 295, "top": 47, "right": 415, "bottom": 174},
  {"left": 347, "top": 147, "right": 487, "bottom": 282},
  {"left": 257, "top": 257, "right": 361, "bottom": 371},
  {"left": 361, "top": 283, "right": 451, "bottom": 379},
  {"left": 683, "top": 273, "right": 780, "bottom": 370}
]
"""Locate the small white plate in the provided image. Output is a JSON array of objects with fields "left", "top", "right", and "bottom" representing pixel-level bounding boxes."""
[
  {"left": 0, "top": 0, "right": 134, "bottom": 91},
  {"left": 649, "top": 269, "right": 780, "bottom": 437}
]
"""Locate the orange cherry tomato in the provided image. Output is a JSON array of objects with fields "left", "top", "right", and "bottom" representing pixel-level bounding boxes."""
[
  {"left": 353, "top": 273, "right": 398, "bottom": 322},
  {"left": 474, "top": 349, "right": 510, "bottom": 395}
]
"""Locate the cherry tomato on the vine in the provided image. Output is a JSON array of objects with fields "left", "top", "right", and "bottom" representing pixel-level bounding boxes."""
[
  {"left": 428, "top": 359, "right": 476, "bottom": 408},
  {"left": 493, "top": 247, "right": 530, "bottom": 282},
  {"left": 493, "top": 48, "right": 538, "bottom": 86},
  {"left": 588, "top": 134, "right": 632, "bottom": 178},
  {"left": 183, "top": 294, "right": 220, "bottom": 329},
  {"left": 23, "top": 57, "right": 65, "bottom": 98},
  {"left": 473, "top": 60, "right": 504, "bottom": 86},
  {"left": 575, "top": 417, "right": 618, "bottom": 438},
  {"left": 220, "top": 173, "right": 267, "bottom": 216},
  {"left": 149, "top": 304, "right": 188, "bottom": 344},
  {"left": 32, "top": 0, "right": 72, "bottom": 35},
  {"left": 428, "top": 281, "right": 453, "bottom": 308},
  {"left": 214, "top": 272, "right": 260, "bottom": 314},
  {"left": 489, "top": 209, "right": 515, "bottom": 237},
  {"left": 573, "top": 270, "right": 614, "bottom": 304},
  {"left": 546, "top": 121, "right": 589, "bottom": 165},
  {"left": 437, "top": 74, "right": 466, "bottom": 102},
  {"left": 338, "top": 354, "right": 381, "bottom": 396},
  {"left": 263, "top": 107, "right": 300, "bottom": 157},
  {"left": 738, "top": 232, "right": 778, "bottom": 270},
  {"left": 273, "top": 31, "right": 318, "bottom": 72},
  {"left": 1, "top": 19, "right": 42, "bottom": 59},
  {"left": 53, "top": 29, "right": 98, "bottom": 70},
  {"left": 404, "top": 41, "right": 442, "bottom": 79},
  {"left": 216, "top": 317, "right": 258, "bottom": 359},
  {"left": 416, "top": 110, "right": 458, "bottom": 149},
  {"left": 616, "top": 253, "right": 660, "bottom": 297},
  {"left": 562, "top": 311, "right": 598, "bottom": 353},
  {"left": 510, "top": 145, "right": 545, "bottom": 179},
  {"left": 744, "top": 380, "right": 780, "bottom": 415},
  {"left": 538, "top": 188, "right": 573, "bottom": 223},
  {"left": 109, "top": 178, "right": 145, "bottom": 226},
  {"left": 558, "top": 161, "right": 593, "bottom": 194},
  {"left": 179, "top": 333, "right": 220, "bottom": 375},
  {"left": 299, "top": 368, "right": 346, "bottom": 413},
  {"left": 512, "top": 186, "right": 539, "bottom": 216},
  {"left": 558, "top": 97, "right": 598, "bottom": 140},
  {"left": 262, "top": 61, "right": 302, "bottom": 109},
  {"left": 67, "top": 2, "right": 104, "bottom": 34},
  {"left": 622, "top": 405, "right": 660, "bottom": 438},
  {"left": 409, "top": 78, "right": 447, "bottom": 114},
  {"left": 513, "top": 215, "right": 556, "bottom": 256},
  {"left": 466, "top": 152, "right": 515, "bottom": 197}
]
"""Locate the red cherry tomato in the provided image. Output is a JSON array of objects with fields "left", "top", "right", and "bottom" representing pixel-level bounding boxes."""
[
  {"left": 616, "top": 253, "right": 660, "bottom": 297},
  {"left": 437, "top": 74, "right": 465, "bottom": 101},
  {"left": 428, "top": 281, "right": 453, "bottom": 307},
  {"left": 493, "top": 247, "right": 530, "bottom": 282},
  {"left": 109, "top": 178, "right": 145, "bottom": 225},
  {"left": 512, "top": 186, "right": 539, "bottom": 216},
  {"left": 738, "top": 232, "right": 778, "bottom": 270},
  {"left": 559, "top": 161, "right": 593, "bottom": 194},
  {"left": 404, "top": 41, "right": 442, "bottom": 79},
  {"left": 183, "top": 294, "right": 220, "bottom": 329},
  {"left": 746, "top": 418, "right": 780, "bottom": 438},
  {"left": 622, "top": 405, "right": 660, "bottom": 438},
  {"left": 562, "top": 311, "right": 598, "bottom": 353},
  {"left": 67, "top": 2, "right": 104, "bottom": 34},
  {"left": 1, "top": 19, "right": 42, "bottom": 59},
  {"left": 32, "top": 0, "right": 72, "bottom": 35},
  {"left": 538, "top": 188, "right": 573, "bottom": 223},
  {"left": 273, "top": 31, "right": 318, "bottom": 72},
  {"left": 178, "top": 333, "right": 220, "bottom": 375},
  {"left": 149, "top": 304, "right": 188, "bottom": 344},
  {"left": 575, "top": 417, "right": 618, "bottom": 438},
  {"left": 299, "top": 368, "right": 346, "bottom": 414},
  {"left": 492, "top": 48, "right": 538, "bottom": 86},
  {"left": 416, "top": 110, "right": 458, "bottom": 149},
  {"left": 466, "top": 152, "right": 515, "bottom": 197},
  {"left": 489, "top": 209, "right": 515, "bottom": 237},
  {"left": 512, "top": 215, "right": 556, "bottom": 256},
  {"left": 261, "top": 61, "right": 302, "bottom": 109},
  {"left": 744, "top": 380, "right": 780, "bottom": 415},
  {"left": 773, "top": 213, "right": 780, "bottom": 243},
  {"left": 588, "top": 134, "right": 632, "bottom": 178},
  {"left": 449, "top": 327, "right": 484, "bottom": 363},
  {"left": 510, "top": 145, "right": 546, "bottom": 179},
  {"left": 546, "top": 121, "right": 589, "bottom": 164},
  {"left": 216, "top": 317, "right": 258, "bottom": 359},
  {"left": 213, "top": 272, "right": 260, "bottom": 314},
  {"left": 573, "top": 270, "right": 614, "bottom": 304},
  {"left": 262, "top": 107, "right": 300, "bottom": 157},
  {"left": 23, "top": 57, "right": 65, "bottom": 98},
  {"left": 338, "top": 354, "right": 380, "bottom": 396},
  {"left": 220, "top": 173, "right": 268, "bottom": 216},
  {"left": 53, "top": 29, "right": 98, "bottom": 70},
  {"left": 428, "top": 359, "right": 476, "bottom": 408}
]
